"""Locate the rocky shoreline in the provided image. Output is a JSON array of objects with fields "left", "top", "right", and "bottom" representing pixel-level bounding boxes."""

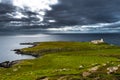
[
  {"left": 0, "top": 42, "right": 38, "bottom": 68},
  {"left": 0, "top": 60, "right": 20, "bottom": 68},
  {"left": 13, "top": 49, "right": 39, "bottom": 57}
]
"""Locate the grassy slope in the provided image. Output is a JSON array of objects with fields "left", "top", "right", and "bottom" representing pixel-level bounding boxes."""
[{"left": 0, "top": 41, "right": 120, "bottom": 80}]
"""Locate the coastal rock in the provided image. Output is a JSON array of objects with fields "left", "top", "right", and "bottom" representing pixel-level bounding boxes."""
[
  {"left": 107, "top": 66, "right": 119, "bottom": 74},
  {"left": 13, "top": 49, "right": 23, "bottom": 54},
  {"left": 0, "top": 61, "right": 11, "bottom": 68},
  {"left": 88, "top": 66, "right": 100, "bottom": 72},
  {"left": 0, "top": 61, "right": 19, "bottom": 68},
  {"left": 82, "top": 71, "right": 91, "bottom": 77},
  {"left": 36, "top": 76, "right": 48, "bottom": 80},
  {"left": 13, "top": 49, "right": 39, "bottom": 57}
]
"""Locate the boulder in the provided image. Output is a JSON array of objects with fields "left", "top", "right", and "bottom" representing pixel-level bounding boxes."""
[
  {"left": 0, "top": 60, "right": 19, "bottom": 68},
  {"left": 0, "top": 61, "right": 11, "bottom": 68}
]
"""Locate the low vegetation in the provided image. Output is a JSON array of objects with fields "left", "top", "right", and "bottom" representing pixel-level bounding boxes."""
[{"left": 0, "top": 41, "right": 120, "bottom": 80}]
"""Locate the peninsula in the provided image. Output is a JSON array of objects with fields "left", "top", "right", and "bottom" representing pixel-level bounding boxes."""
[{"left": 0, "top": 41, "right": 120, "bottom": 80}]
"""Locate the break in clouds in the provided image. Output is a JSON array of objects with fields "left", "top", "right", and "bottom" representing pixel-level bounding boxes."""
[{"left": 0, "top": 0, "right": 120, "bottom": 33}]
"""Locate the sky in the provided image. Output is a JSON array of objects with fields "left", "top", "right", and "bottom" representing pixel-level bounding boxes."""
[{"left": 0, "top": 0, "right": 120, "bottom": 33}]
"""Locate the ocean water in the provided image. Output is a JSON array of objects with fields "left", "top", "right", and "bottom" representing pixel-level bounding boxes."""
[
  {"left": 0, "top": 0, "right": 120, "bottom": 63},
  {"left": 0, "top": 33, "right": 120, "bottom": 63}
]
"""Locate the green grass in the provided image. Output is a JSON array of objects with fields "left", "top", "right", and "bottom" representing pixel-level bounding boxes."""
[{"left": 0, "top": 41, "right": 120, "bottom": 80}]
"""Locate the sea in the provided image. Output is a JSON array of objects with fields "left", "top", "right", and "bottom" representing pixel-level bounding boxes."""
[
  {"left": 0, "top": 33, "right": 120, "bottom": 63},
  {"left": 0, "top": 0, "right": 120, "bottom": 62}
]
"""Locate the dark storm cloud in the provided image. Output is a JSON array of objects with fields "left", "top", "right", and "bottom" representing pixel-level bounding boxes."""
[
  {"left": 47, "top": 0, "right": 120, "bottom": 25},
  {"left": 1, "top": 0, "right": 120, "bottom": 32}
]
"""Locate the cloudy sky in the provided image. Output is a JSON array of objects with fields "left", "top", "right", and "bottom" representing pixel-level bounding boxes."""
[{"left": 0, "top": 0, "right": 120, "bottom": 33}]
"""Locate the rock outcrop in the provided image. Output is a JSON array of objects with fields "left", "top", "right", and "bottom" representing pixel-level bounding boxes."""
[{"left": 0, "top": 61, "right": 19, "bottom": 68}]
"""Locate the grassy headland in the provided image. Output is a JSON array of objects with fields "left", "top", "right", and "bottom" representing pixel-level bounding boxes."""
[{"left": 0, "top": 41, "right": 120, "bottom": 80}]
